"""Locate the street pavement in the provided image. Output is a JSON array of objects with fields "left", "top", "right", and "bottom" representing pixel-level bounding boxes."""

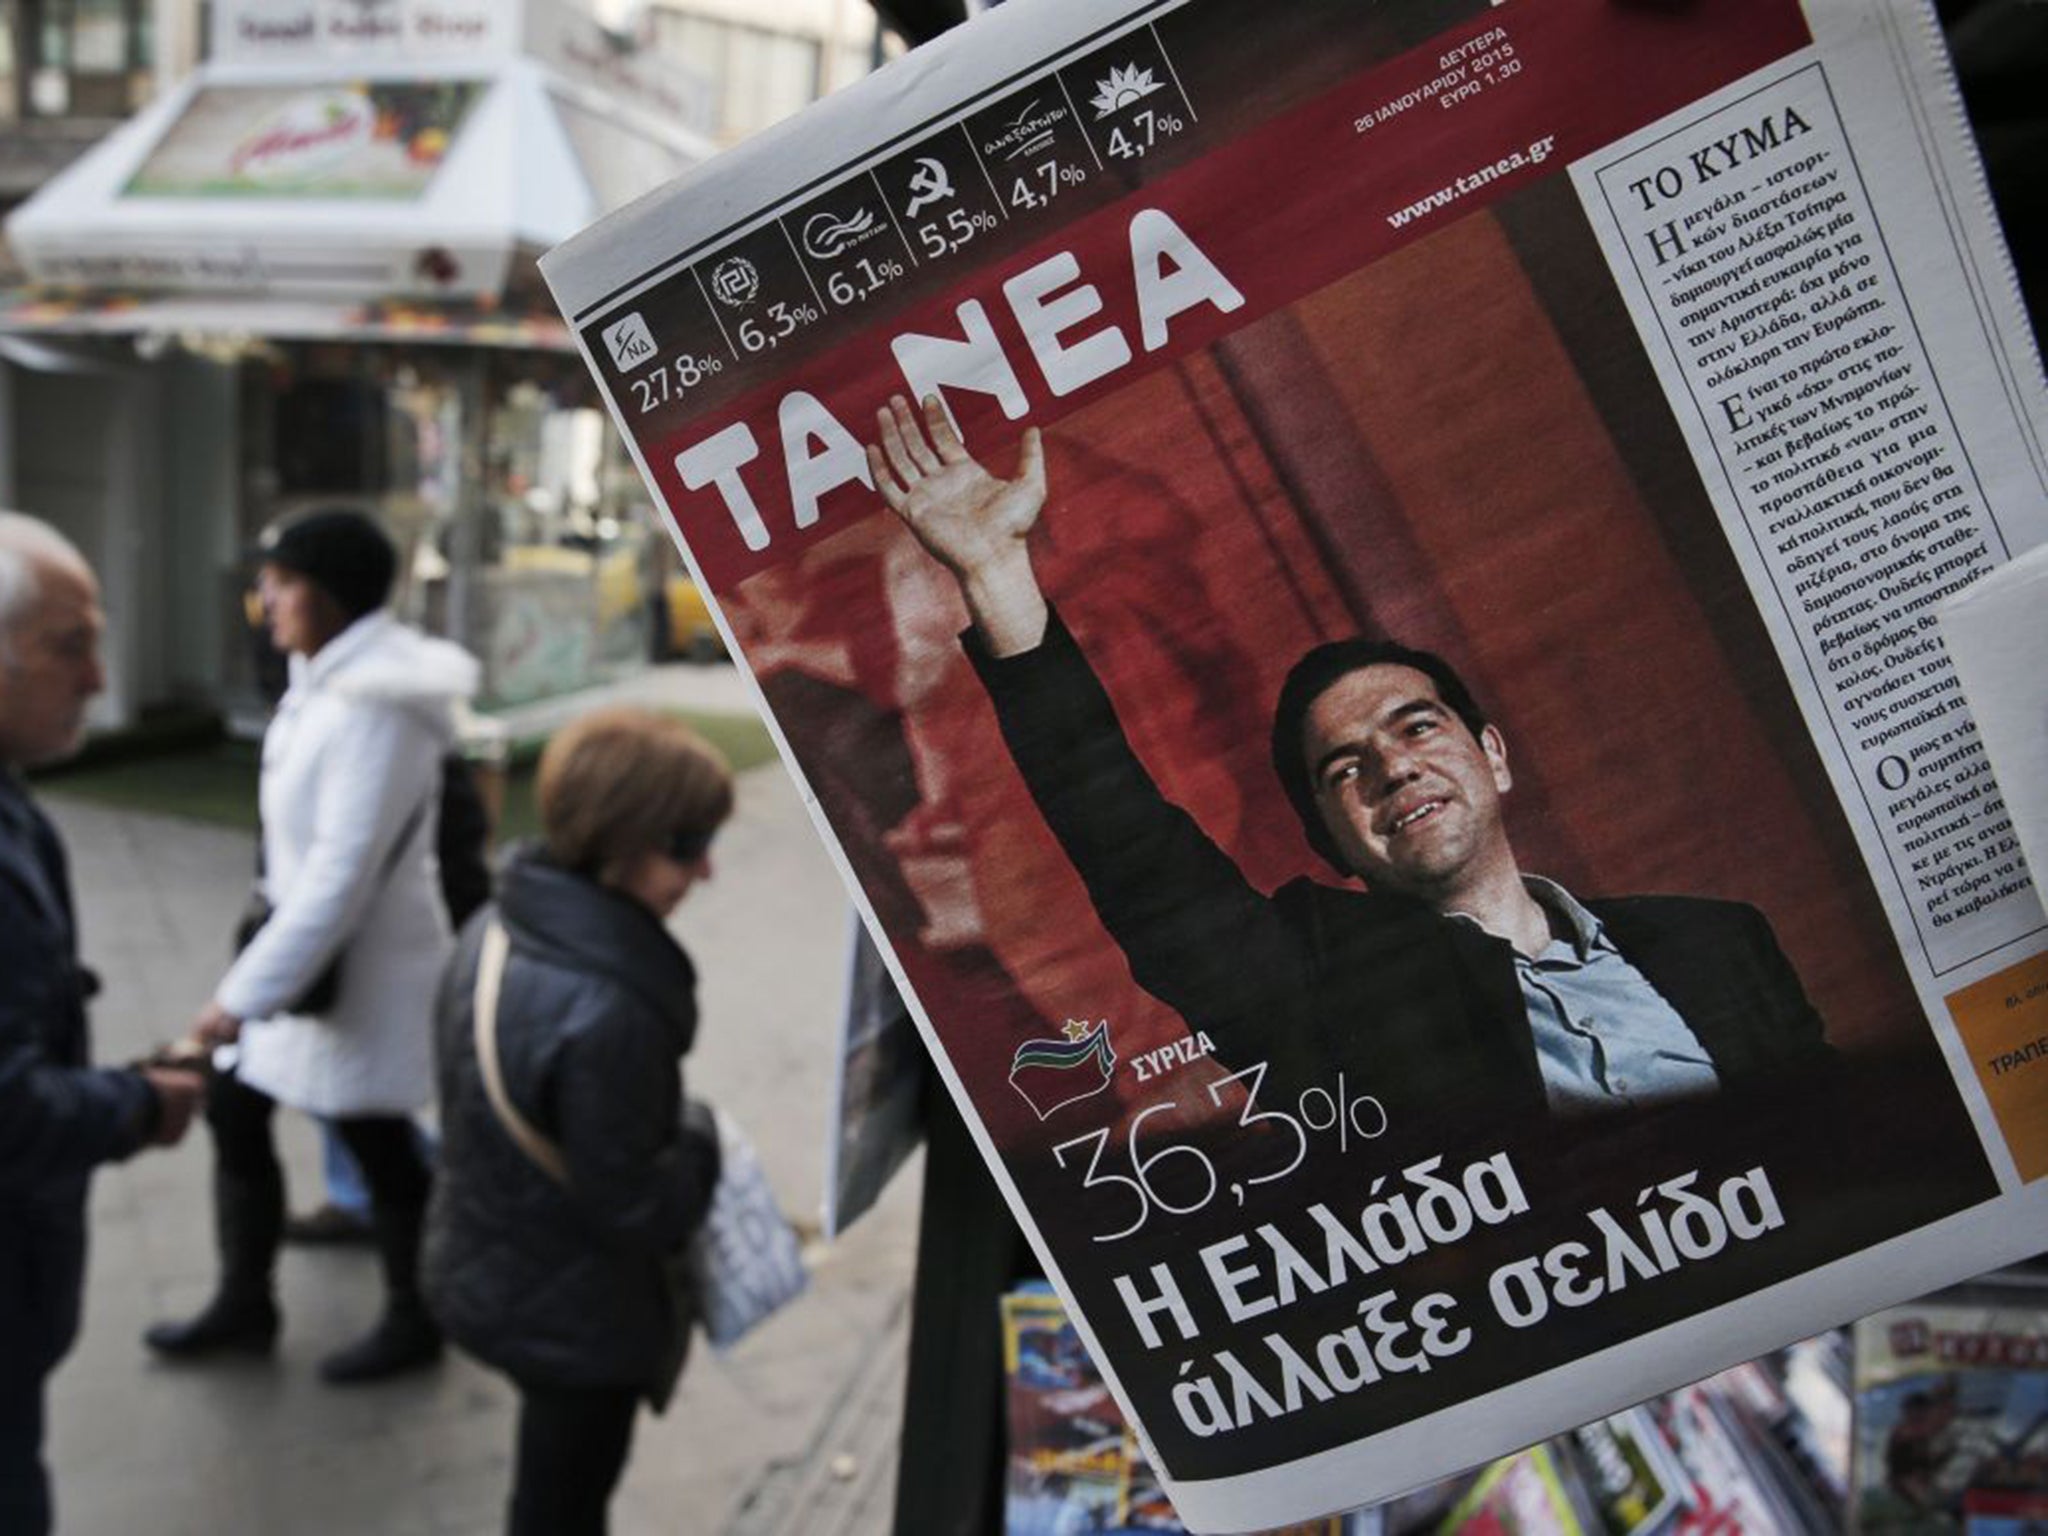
[{"left": 39, "top": 665, "right": 922, "bottom": 1536}]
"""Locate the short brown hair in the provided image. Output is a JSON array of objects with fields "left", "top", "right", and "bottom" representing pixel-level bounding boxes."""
[
  {"left": 537, "top": 707, "right": 734, "bottom": 879},
  {"left": 1271, "top": 638, "right": 1489, "bottom": 875}
]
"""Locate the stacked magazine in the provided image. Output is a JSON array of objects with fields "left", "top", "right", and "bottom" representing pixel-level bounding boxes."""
[{"left": 1002, "top": 1268, "right": 2048, "bottom": 1535}]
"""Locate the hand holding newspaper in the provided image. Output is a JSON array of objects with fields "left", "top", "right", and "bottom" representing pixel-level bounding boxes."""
[{"left": 542, "top": 0, "right": 2048, "bottom": 1526}]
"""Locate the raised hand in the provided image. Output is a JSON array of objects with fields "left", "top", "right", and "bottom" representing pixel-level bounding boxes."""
[{"left": 867, "top": 394, "right": 1051, "bottom": 656}]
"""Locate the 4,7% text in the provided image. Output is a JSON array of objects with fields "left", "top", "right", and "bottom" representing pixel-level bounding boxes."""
[{"left": 1106, "top": 107, "right": 1186, "bottom": 161}]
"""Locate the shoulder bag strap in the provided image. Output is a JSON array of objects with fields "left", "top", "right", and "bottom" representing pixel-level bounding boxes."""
[
  {"left": 472, "top": 920, "right": 569, "bottom": 1186},
  {"left": 266, "top": 783, "right": 431, "bottom": 921},
  {"left": 370, "top": 787, "right": 434, "bottom": 893}
]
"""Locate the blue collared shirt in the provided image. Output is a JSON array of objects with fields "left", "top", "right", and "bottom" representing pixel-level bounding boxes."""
[{"left": 1453, "top": 878, "right": 1720, "bottom": 1116}]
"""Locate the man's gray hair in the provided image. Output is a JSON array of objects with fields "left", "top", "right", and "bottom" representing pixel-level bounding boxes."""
[{"left": 0, "top": 511, "right": 89, "bottom": 663}]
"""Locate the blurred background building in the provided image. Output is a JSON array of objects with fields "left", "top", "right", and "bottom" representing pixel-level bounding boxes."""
[
  {"left": 2, "top": 0, "right": 2030, "bottom": 740},
  {"left": 0, "top": 0, "right": 947, "bottom": 732}
]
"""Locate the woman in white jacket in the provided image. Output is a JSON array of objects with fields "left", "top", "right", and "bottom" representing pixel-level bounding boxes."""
[{"left": 146, "top": 510, "right": 478, "bottom": 1383}]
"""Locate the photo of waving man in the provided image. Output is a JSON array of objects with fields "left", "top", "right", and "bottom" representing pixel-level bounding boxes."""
[{"left": 867, "top": 393, "right": 1835, "bottom": 1134}]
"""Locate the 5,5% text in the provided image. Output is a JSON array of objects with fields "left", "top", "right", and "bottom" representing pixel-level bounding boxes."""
[
  {"left": 1052, "top": 1062, "right": 1387, "bottom": 1243},
  {"left": 914, "top": 207, "right": 1000, "bottom": 259}
]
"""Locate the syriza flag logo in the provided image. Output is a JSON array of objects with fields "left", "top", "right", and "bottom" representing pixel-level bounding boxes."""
[{"left": 1008, "top": 1019, "right": 1117, "bottom": 1120}]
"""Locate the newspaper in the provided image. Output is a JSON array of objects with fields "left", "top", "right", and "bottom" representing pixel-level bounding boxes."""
[
  {"left": 822, "top": 917, "right": 926, "bottom": 1238},
  {"left": 540, "top": 0, "right": 2048, "bottom": 1527},
  {"left": 1941, "top": 545, "right": 2048, "bottom": 932}
]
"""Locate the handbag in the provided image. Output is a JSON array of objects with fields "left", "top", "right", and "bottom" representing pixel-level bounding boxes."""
[
  {"left": 234, "top": 896, "right": 342, "bottom": 1014},
  {"left": 234, "top": 792, "right": 431, "bottom": 1016},
  {"left": 685, "top": 1104, "right": 809, "bottom": 1351},
  {"left": 470, "top": 922, "right": 806, "bottom": 1373}
]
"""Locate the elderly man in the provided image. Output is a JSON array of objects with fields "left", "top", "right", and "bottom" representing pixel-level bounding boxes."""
[{"left": 0, "top": 512, "right": 204, "bottom": 1536}]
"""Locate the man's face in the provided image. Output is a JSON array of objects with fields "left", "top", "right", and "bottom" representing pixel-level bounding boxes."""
[
  {"left": 1300, "top": 663, "right": 1514, "bottom": 902},
  {"left": 0, "top": 557, "right": 106, "bottom": 769}
]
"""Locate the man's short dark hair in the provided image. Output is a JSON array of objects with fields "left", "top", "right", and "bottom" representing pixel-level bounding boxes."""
[{"left": 1269, "top": 638, "right": 1490, "bottom": 873}]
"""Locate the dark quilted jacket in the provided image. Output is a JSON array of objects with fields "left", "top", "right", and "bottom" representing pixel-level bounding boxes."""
[{"left": 423, "top": 850, "right": 719, "bottom": 1399}]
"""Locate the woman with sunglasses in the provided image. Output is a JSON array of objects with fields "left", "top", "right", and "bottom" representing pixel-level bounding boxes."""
[{"left": 424, "top": 706, "right": 729, "bottom": 1536}]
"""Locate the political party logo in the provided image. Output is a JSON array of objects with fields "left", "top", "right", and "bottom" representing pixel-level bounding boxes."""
[
  {"left": 602, "top": 312, "right": 657, "bottom": 372},
  {"left": 1009, "top": 1019, "right": 1117, "bottom": 1120},
  {"left": 709, "top": 256, "right": 759, "bottom": 308},
  {"left": 981, "top": 97, "right": 1066, "bottom": 162},
  {"left": 1089, "top": 63, "right": 1164, "bottom": 119},
  {"left": 801, "top": 206, "right": 881, "bottom": 260},
  {"left": 904, "top": 156, "right": 954, "bottom": 219}
]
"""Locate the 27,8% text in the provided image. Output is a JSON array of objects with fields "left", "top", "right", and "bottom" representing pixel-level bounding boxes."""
[
  {"left": 1051, "top": 1062, "right": 1387, "bottom": 1243},
  {"left": 630, "top": 351, "right": 725, "bottom": 413}
]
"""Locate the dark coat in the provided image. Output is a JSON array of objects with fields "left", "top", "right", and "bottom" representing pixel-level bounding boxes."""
[
  {"left": 422, "top": 852, "right": 719, "bottom": 1400},
  {"left": 969, "top": 613, "right": 1832, "bottom": 1127},
  {"left": 0, "top": 772, "right": 152, "bottom": 1383}
]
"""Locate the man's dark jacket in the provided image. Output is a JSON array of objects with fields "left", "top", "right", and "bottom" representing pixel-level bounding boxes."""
[
  {"left": 969, "top": 614, "right": 1831, "bottom": 1124},
  {"left": 423, "top": 852, "right": 719, "bottom": 1406},
  {"left": 0, "top": 773, "right": 153, "bottom": 1381}
]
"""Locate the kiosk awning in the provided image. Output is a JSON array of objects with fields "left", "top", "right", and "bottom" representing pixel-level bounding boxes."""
[
  {"left": 0, "top": 285, "right": 575, "bottom": 348},
  {"left": 3, "top": 0, "right": 712, "bottom": 314}
]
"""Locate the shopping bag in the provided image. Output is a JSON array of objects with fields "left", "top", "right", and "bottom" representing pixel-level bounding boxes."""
[{"left": 687, "top": 1106, "right": 808, "bottom": 1350}]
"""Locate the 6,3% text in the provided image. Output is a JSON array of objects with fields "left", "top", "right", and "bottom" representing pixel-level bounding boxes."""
[{"left": 736, "top": 300, "right": 820, "bottom": 353}]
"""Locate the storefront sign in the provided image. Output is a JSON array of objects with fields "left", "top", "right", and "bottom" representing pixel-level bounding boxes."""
[
  {"left": 212, "top": 0, "right": 506, "bottom": 62},
  {"left": 124, "top": 81, "right": 483, "bottom": 199}
]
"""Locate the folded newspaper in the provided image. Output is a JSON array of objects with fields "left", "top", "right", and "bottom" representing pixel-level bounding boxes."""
[{"left": 541, "top": 1, "right": 2048, "bottom": 1527}]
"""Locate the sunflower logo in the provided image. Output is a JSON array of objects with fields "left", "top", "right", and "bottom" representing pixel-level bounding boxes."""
[{"left": 1089, "top": 64, "right": 1163, "bottom": 119}]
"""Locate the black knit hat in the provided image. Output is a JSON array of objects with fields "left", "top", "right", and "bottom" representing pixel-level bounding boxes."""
[{"left": 257, "top": 509, "right": 397, "bottom": 620}]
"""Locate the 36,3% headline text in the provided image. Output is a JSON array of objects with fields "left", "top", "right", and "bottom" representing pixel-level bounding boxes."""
[{"left": 1053, "top": 1062, "right": 1387, "bottom": 1242}]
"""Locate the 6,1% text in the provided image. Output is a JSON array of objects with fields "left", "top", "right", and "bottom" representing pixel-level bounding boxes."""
[{"left": 826, "top": 256, "right": 907, "bottom": 305}]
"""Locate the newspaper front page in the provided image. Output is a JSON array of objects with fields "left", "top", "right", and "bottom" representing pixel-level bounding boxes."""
[{"left": 541, "top": 1, "right": 2048, "bottom": 1527}]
